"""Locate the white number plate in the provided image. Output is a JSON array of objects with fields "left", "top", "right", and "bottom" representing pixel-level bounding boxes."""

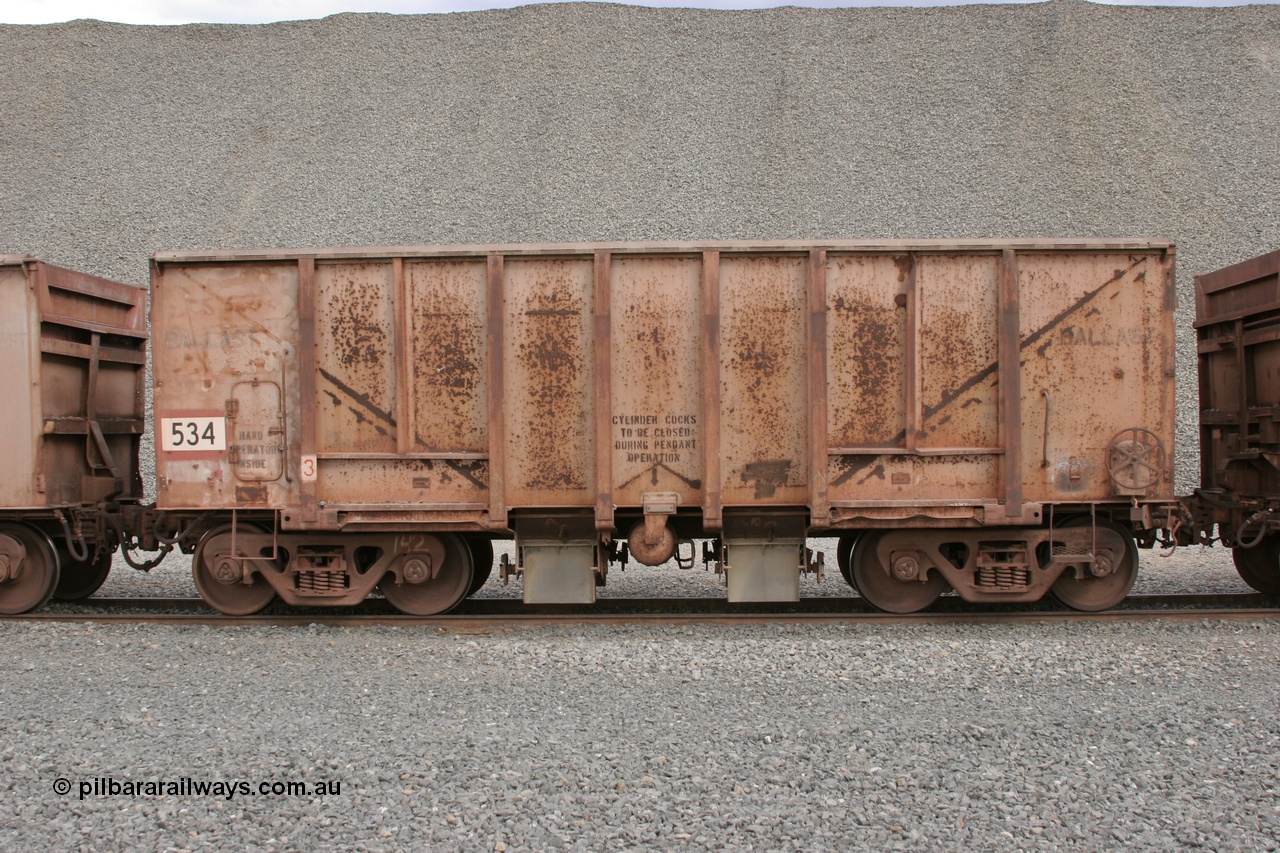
[{"left": 161, "top": 417, "right": 227, "bottom": 451}]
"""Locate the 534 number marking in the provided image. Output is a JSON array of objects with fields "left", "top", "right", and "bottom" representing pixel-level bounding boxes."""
[{"left": 160, "top": 417, "right": 227, "bottom": 451}]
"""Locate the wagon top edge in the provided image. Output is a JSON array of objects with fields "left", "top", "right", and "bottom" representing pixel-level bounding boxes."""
[
  {"left": 1193, "top": 247, "right": 1280, "bottom": 295},
  {"left": 2, "top": 255, "right": 146, "bottom": 304},
  {"left": 1193, "top": 248, "right": 1280, "bottom": 329},
  {"left": 151, "top": 238, "right": 1175, "bottom": 264}
]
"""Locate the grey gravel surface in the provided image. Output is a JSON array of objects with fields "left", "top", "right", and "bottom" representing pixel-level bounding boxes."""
[
  {"left": 2, "top": 619, "right": 1278, "bottom": 851},
  {"left": 2, "top": 1, "right": 1279, "bottom": 495}
]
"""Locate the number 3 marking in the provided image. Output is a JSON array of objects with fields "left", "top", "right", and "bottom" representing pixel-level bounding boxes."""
[{"left": 301, "top": 455, "right": 317, "bottom": 482}]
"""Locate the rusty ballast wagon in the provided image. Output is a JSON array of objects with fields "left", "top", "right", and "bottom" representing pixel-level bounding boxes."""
[
  {"left": 150, "top": 240, "right": 1177, "bottom": 615},
  {"left": 1192, "top": 248, "right": 1280, "bottom": 593},
  {"left": 0, "top": 256, "right": 152, "bottom": 613}
]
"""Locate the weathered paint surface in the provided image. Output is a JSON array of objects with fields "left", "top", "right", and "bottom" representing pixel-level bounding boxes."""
[
  {"left": 503, "top": 258, "right": 595, "bottom": 505},
  {"left": 0, "top": 264, "right": 38, "bottom": 507},
  {"left": 918, "top": 253, "right": 999, "bottom": 451},
  {"left": 408, "top": 260, "right": 488, "bottom": 454},
  {"left": 316, "top": 262, "right": 397, "bottom": 454},
  {"left": 610, "top": 255, "right": 703, "bottom": 506},
  {"left": 1017, "top": 252, "right": 1173, "bottom": 503},
  {"left": 150, "top": 240, "right": 1176, "bottom": 529},
  {"left": 719, "top": 254, "right": 809, "bottom": 505},
  {"left": 827, "top": 253, "right": 906, "bottom": 449}
]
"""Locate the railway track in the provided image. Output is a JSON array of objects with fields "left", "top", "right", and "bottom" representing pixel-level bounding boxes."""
[{"left": 15, "top": 593, "right": 1280, "bottom": 627}]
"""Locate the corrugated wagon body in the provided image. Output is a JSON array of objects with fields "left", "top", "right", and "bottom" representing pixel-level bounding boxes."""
[
  {"left": 1194, "top": 249, "right": 1280, "bottom": 593},
  {"left": 0, "top": 256, "right": 147, "bottom": 612},
  {"left": 151, "top": 240, "right": 1175, "bottom": 614}
]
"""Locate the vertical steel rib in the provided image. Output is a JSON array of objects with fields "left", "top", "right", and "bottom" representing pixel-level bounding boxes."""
[
  {"left": 904, "top": 254, "right": 920, "bottom": 452},
  {"left": 999, "top": 249, "right": 1023, "bottom": 517},
  {"left": 297, "top": 257, "right": 319, "bottom": 522},
  {"left": 487, "top": 253, "right": 508, "bottom": 529},
  {"left": 808, "top": 249, "right": 829, "bottom": 529},
  {"left": 393, "top": 257, "right": 413, "bottom": 455},
  {"left": 594, "top": 251, "right": 614, "bottom": 532},
  {"left": 701, "top": 251, "right": 722, "bottom": 532}
]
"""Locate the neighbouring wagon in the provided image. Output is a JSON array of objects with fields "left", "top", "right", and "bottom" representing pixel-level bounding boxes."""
[
  {"left": 1192, "top": 248, "right": 1280, "bottom": 594},
  {"left": 0, "top": 256, "right": 149, "bottom": 613}
]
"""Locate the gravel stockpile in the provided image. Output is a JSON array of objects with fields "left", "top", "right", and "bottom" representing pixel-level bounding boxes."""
[
  {"left": 2, "top": 619, "right": 1278, "bottom": 851},
  {"left": 1, "top": 2, "right": 1279, "bottom": 496}
]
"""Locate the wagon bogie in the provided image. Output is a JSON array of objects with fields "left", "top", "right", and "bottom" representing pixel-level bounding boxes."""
[
  {"left": 848, "top": 520, "right": 1139, "bottom": 613},
  {"left": 189, "top": 525, "right": 477, "bottom": 615}
]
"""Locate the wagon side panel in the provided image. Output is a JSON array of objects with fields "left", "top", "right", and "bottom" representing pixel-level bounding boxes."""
[
  {"left": 503, "top": 257, "right": 595, "bottom": 507},
  {"left": 152, "top": 261, "right": 301, "bottom": 510},
  {"left": 0, "top": 259, "right": 147, "bottom": 510},
  {"left": 609, "top": 255, "right": 704, "bottom": 508},
  {"left": 1018, "top": 250, "right": 1176, "bottom": 505},
  {"left": 826, "top": 251, "right": 1002, "bottom": 509},
  {"left": 36, "top": 262, "right": 149, "bottom": 507},
  {"left": 717, "top": 254, "right": 809, "bottom": 507}
]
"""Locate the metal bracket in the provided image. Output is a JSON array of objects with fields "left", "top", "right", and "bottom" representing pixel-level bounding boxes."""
[
  {"left": 0, "top": 533, "right": 27, "bottom": 583},
  {"left": 499, "top": 552, "right": 520, "bottom": 586},
  {"left": 803, "top": 547, "right": 824, "bottom": 583},
  {"left": 642, "top": 492, "right": 679, "bottom": 544}
]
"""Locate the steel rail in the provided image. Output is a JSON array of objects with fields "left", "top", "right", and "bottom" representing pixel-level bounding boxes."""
[{"left": 17, "top": 593, "right": 1280, "bottom": 628}]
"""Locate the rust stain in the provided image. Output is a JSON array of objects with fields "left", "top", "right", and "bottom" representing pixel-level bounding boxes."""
[
  {"left": 835, "top": 298, "right": 902, "bottom": 443},
  {"left": 921, "top": 258, "right": 1144, "bottom": 423},
  {"left": 329, "top": 275, "right": 389, "bottom": 374},
  {"left": 235, "top": 484, "right": 268, "bottom": 504},
  {"left": 857, "top": 463, "right": 886, "bottom": 486},
  {"left": 892, "top": 255, "right": 913, "bottom": 282},
  {"left": 743, "top": 460, "right": 792, "bottom": 499},
  {"left": 318, "top": 368, "right": 396, "bottom": 428},
  {"left": 444, "top": 459, "right": 487, "bottom": 490},
  {"left": 513, "top": 266, "right": 589, "bottom": 492},
  {"left": 414, "top": 308, "right": 482, "bottom": 451},
  {"left": 719, "top": 255, "right": 807, "bottom": 500}
]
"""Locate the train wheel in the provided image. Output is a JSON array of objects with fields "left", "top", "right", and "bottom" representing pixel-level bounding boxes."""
[
  {"left": 0, "top": 523, "right": 61, "bottom": 615},
  {"left": 1049, "top": 520, "right": 1138, "bottom": 612},
  {"left": 192, "top": 524, "right": 279, "bottom": 616},
  {"left": 836, "top": 534, "right": 860, "bottom": 588},
  {"left": 1231, "top": 535, "right": 1280, "bottom": 594},
  {"left": 851, "top": 531, "right": 947, "bottom": 613},
  {"left": 53, "top": 546, "right": 113, "bottom": 601},
  {"left": 466, "top": 538, "right": 494, "bottom": 597},
  {"left": 380, "top": 532, "right": 473, "bottom": 616}
]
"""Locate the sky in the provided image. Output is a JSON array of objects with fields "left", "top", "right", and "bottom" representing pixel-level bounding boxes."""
[{"left": 4, "top": 0, "right": 1269, "bottom": 27}]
